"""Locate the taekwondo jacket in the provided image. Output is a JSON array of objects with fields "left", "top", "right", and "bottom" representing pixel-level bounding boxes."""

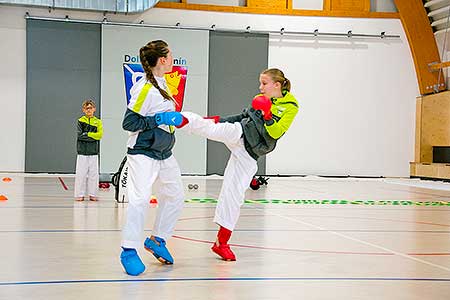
[
  {"left": 122, "top": 76, "right": 176, "bottom": 160},
  {"left": 77, "top": 115, "right": 103, "bottom": 155},
  {"left": 220, "top": 91, "right": 299, "bottom": 160}
]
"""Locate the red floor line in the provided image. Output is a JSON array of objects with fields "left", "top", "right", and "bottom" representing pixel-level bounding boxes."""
[
  {"left": 179, "top": 214, "right": 450, "bottom": 228},
  {"left": 57, "top": 177, "right": 68, "bottom": 191},
  {"left": 172, "top": 235, "right": 450, "bottom": 256}
]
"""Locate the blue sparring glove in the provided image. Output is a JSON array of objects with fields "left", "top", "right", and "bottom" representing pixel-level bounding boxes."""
[{"left": 155, "top": 111, "right": 183, "bottom": 126}]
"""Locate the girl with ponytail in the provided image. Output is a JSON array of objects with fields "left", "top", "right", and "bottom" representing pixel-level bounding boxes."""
[
  {"left": 119, "top": 40, "right": 185, "bottom": 276},
  {"left": 177, "top": 68, "right": 299, "bottom": 261}
]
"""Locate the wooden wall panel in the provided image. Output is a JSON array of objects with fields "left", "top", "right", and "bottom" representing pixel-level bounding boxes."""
[
  {"left": 414, "top": 163, "right": 438, "bottom": 177},
  {"left": 414, "top": 96, "right": 422, "bottom": 163},
  {"left": 409, "top": 162, "right": 417, "bottom": 176},
  {"left": 394, "top": 0, "right": 446, "bottom": 95},
  {"left": 417, "top": 91, "right": 450, "bottom": 163},
  {"left": 410, "top": 162, "right": 450, "bottom": 180},
  {"left": 247, "top": 0, "right": 287, "bottom": 9},
  {"left": 287, "top": 0, "right": 293, "bottom": 10},
  {"left": 323, "top": 0, "right": 370, "bottom": 12}
]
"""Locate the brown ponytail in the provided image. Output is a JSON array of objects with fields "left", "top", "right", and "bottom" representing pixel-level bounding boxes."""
[{"left": 139, "top": 40, "right": 174, "bottom": 101}]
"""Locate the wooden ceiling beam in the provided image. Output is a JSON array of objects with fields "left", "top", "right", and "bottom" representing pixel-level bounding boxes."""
[
  {"left": 155, "top": 1, "right": 398, "bottom": 18},
  {"left": 394, "top": 0, "right": 446, "bottom": 94}
]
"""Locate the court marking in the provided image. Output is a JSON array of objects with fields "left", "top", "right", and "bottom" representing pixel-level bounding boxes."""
[
  {"left": 1, "top": 277, "right": 450, "bottom": 286},
  {"left": 171, "top": 235, "right": 450, "bottom": 256},
  {"left": 57, "top": 177, "right": 68, "bottom": 191},
  {"left": 178, "top": 214, "right": 450, "bottom": 228},
  {"left": 384, "top": 187, "right": 450, "bottom": 198},
  {"left": 2, "top": 205, "right": 450, "bottom": 213},
  {"left": 0, "top": 228, "right": 448, "bottom": 256},
  {"left": 2, "top": 178, "right": 450, "bottom": 294},
  {"left": 258, "top": 208, "right": 450, "bottom": 272},
  {"left": 187, "top": 198, "right": 450, "bottom": 206}
]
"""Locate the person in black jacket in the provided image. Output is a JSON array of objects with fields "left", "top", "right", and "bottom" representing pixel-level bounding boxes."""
[{"left": 74, "top": 99, "right": 103, "bottom": 202}]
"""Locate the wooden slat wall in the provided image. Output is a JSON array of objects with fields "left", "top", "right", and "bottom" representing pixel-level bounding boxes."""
[
  {"left": 411, "top": 91, "right": 450, "bottom": 179},
  {"left": 247, "top": 0, "right": 287, "bottom": 9},
  {"left": 287, "top": 0, "right": 293, "bottom": 10},
  {"left": 414, "top": 96, "right": 422, "bottom": 163},
  {"left": 417, "top": 91, "right": 450, "bottom": 163},
  {"left": 323, "top": 0, "right": 370, "bottom": 12},
  {"left": 394, "top": 0, "right": 446, "bottom": 95}
]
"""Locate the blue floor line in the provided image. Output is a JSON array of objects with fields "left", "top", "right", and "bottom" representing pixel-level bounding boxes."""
[{"left": 1, "top": 277, "right": 450, "bottom": 286}]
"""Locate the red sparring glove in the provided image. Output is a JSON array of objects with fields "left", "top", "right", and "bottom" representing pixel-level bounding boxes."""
[
  {"left": 252, "top": 95, "right": 272, "bottom": 120},
  {"left": 203, "top": 116, "right": 220, "bottom": 123}
]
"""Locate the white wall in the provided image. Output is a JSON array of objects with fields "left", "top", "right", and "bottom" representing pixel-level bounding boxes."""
[
  {"left": 293, "top": 0, "right": 323, "bottom": 10},
  {"left": 187, "top": 0, "right": 245, "bottom": 6},
  {"left": 267, "top": 29, "right": 418, "bottom": 176},
  {"left": 371, "top": 0, "right": 397, "bottom": 12},
  {"left": 0, "top": 5, "right": 418, "bottom": 176},
  {"left": 0, "top": 8, "right": 26, "bottom": 172}
]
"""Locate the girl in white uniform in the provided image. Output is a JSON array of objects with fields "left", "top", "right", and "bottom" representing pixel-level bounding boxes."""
[{"left": 120, "top": 40, "right": 185, "bottom": 276}]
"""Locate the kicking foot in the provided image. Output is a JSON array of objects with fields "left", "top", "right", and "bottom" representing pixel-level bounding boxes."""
[{"left": 144, "top": 236, "right": 174, "bottom": 264}]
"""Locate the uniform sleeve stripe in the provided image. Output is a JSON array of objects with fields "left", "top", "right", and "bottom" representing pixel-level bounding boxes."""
[
  {"left": 278, "top": 101, "right": 298, "bottom": 107},
  {"left": 132, "top": 83, "right": 152, "bottom": 113}
]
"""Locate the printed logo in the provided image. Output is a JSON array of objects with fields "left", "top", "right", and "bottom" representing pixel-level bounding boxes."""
[
  {"left": 123, "top": 63, "right": 188, "bottom": 111},
  {"left": 124, "top": 55, "right": 187, "bottom": 66}
]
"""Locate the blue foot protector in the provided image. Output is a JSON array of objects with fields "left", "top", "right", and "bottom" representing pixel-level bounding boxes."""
[
  {"left": 120, "top": 247, "right": 145, "bottom": 276},
  {"left": 144, "top": 236, "right": 174, "bottom": 264}
]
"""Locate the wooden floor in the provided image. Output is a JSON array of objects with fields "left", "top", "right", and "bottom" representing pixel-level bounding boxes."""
[{"left": 0, "top": 174, "right": 450, "bottom": 299}]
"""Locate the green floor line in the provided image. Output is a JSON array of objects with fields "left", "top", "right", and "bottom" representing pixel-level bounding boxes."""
[{"left": 185, "top": 198, "right": 450, "bottom": 206}]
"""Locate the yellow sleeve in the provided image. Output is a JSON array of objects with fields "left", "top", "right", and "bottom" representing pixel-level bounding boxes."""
[
  {"left": 88, "top": 119, "right": 103, "bottom": 140},
  {"left": 265, "top": 105, "right": 298, "bottom": 139}
]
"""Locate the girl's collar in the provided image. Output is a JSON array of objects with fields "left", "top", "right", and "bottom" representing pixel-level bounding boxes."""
[{"left": 271, "top": 90, "right": 287, "bottom": 101}]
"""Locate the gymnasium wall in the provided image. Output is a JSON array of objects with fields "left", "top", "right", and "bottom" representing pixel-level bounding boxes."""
[
  {"left": 207, "top": 31, "right": 269, "bottom": 175},
  {"left": 0, "top": 7, "right": 26, "bottom": 172},
  {"left": 0, "top": 5, "right": 418, "bottom": 176},
  {"left": 267, "top": 25, "right": 417, "bottom": 176},
  {"left": 26, "top": 20, "right": 101, "bottom": 173},
  {"left": 101, "top": 25, "right": 209, "bottom": 174}
]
